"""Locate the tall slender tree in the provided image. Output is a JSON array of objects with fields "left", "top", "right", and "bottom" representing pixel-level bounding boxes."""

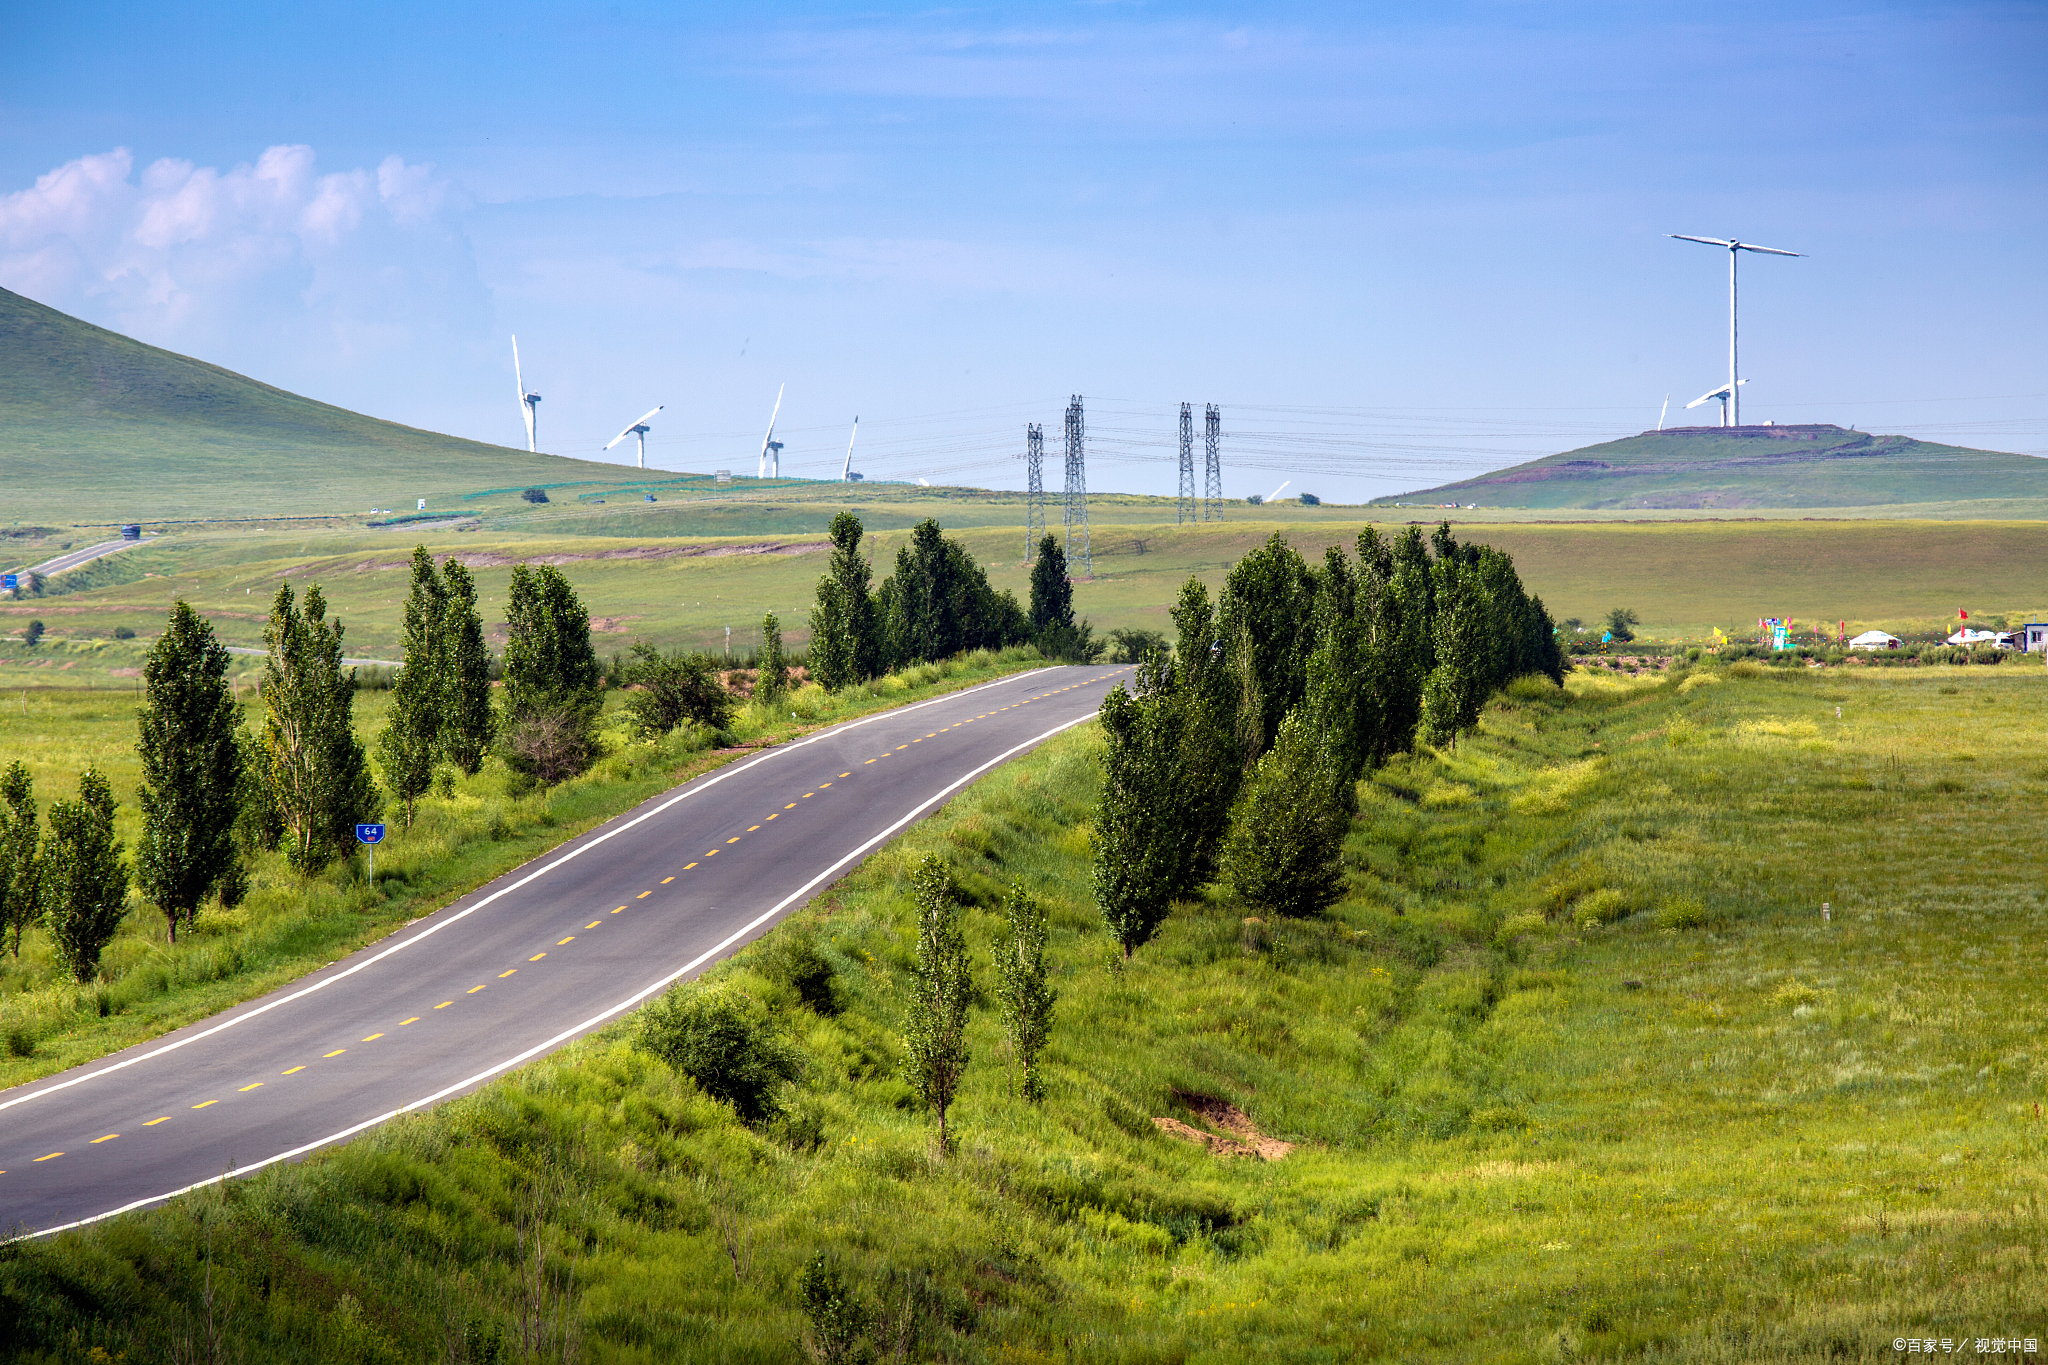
[
  {"left": 0, "top": 761, "right": 41, "bottom": 957},
  {"left": 438, "top": 557, "right": 496, "bottom": 774},
  {"left": 260, "top": 583, "right": 382, "bottom": 874},
  {"left": 1217, "top": 532, "right": 1318, "bottom": 756},
  {"left": 994, "top": 879, "right": 1056, "bottom": 1102},
  {"left": 501, "top": 562, "right": 604, "bottom": 789},
  {"left": 136, "top": 600, "right": 245, "bottom": 942},
  {"left": 902, "top": 854, "right": 973, "bottom": 1155},
  {"left": 757, "top": 612, "right": 789, "bottom": 703},
  {"left": 377, "top": 548, "right": 447, "bottom": 828},
  {"left": 1092, "top": 664, "right": 1184, "bottom": 958},
  {"left": 1220, "top": 708, "right": 1353, "bottom": 920},
  {"left": 1028, "top": 533, "right": 1074, "bottom": 636},
  {"left": 807, "top": 511, "right": 879, "bottom": 690},
  {"left": 43, "top": 768, "right": 130, "bottom": 982}
]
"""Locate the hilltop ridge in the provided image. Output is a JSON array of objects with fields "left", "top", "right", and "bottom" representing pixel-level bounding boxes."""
[{"left": 1378, "top": 423, "right": 2048, "bottom": 510}]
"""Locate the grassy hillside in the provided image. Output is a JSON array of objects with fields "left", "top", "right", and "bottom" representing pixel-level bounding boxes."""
[
  {"left": 1382, "top": 424, "right": 2048, "bottom": 510},
  {"left": 5, "top": 517, "right": 2048, "bottom": 691},
  {"left": 8, "top": 662, "right": 2048, "bottom": 1361}
]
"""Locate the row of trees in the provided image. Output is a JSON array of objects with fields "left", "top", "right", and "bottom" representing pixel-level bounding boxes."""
[
  {"left": 808, "top": 515, "right": 1099, "bottom": 689},
  {"left": 1095, "top": 524, "right": 1562, "bottom": 954}
]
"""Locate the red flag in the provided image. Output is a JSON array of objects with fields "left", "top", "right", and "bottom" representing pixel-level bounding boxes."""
[{"left": 1960, "top": 609, "right": 1969, "bottom": 620}]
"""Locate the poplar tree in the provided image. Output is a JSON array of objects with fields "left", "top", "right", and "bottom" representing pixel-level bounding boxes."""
[
  {"left": 502, "top": 562, "right": 603, "bottom": 788},
  {"left": 757, "top": 612, "right": 788, "bottom": 703},
  {"left": 0, "top": 761, "right": 41, "bottom": 957},
  {"left": 261, "top": 582, "right": 382, "bottom": 874},
  {"left": 135, "top": 600, "right": 244, "bottom": 941},
  {"left": 1217, "top": 532, "right": 1318, "bottom": 757},
  {"left": 1220, "top": 708, "right": 1352, "bottom": 920},
  {"left": 807, "top": 511, "right": 878, "bottom": 690},
  {"left": 1028, "top": 533, "right": 1074, "bottom": 636},
  {"left": 1421, "top": 555, "right": 1490, "bottom": 748},
  {"left": 994, "top": 879, "right": 1055, "bottom": 1102},
  {"left": 438, "top": 557, "right": 496, "bottom": 775},
  {"left": 1092, "top": 669, "right": 1183, "bottom": 958},
  {"left": 378, "top": 547, "right": 446, "bottom": 828},
  {"left": 902, "top": 854, "right": 972, "bottom": 1156},
  {"left": 43, "top": 768, "right": 130, "bottom": 982}
]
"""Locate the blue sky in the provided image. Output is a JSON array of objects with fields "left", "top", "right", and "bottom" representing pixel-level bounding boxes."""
[{"left": 3, "top": 2, "right": 2043, "bottom": 501}]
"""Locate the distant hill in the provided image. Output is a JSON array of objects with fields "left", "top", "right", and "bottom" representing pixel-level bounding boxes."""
[
  {"left": 1377, "top": 424, "right": 2048, "bottom": 510},
  {"left": 0, "top": 287, "right": 645, "bottom": 523}
]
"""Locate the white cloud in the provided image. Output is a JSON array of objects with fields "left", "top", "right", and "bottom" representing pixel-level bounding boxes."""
[{"left": 0, "top": 144, "right": 492, "bottom": 424}]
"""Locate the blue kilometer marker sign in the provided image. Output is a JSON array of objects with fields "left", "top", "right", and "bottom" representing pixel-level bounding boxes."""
[{"left": 357, "top": 823, "right": 386, "bottom": 889}]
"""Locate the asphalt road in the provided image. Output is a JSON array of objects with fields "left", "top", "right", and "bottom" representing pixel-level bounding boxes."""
[
  {"left": 0, "top": 663, "right": 1130, "bottom": 1238},
  {"left": 28, "top": 538, "right": 145, "bottom": 577}
]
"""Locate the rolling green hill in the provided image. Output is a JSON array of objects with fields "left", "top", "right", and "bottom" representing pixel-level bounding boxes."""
[
  {"left": 1378, "top": 423, "right": 2048, "bottom": 510},
  {"left": 0, "top": 286, "right": 711, "bottom": 523}
]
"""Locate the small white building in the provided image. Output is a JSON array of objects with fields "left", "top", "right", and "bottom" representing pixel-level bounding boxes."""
[
  {"left": 2022, "top": 623, "right": 2048, "bottom": 654},
  {"left": 1848, "top": 630, "right": 1900, "bottom": 651}
]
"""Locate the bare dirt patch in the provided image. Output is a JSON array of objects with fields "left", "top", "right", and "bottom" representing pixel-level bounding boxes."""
[{"left": 1153, "top": 1091, "right": 1294, "bottom": 1161}]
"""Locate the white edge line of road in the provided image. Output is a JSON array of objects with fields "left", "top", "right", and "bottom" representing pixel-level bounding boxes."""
[
  {"left": 0, "top": 665, "right": 1071, "bottom": 1120},
  {"left": 21, "top": 703, "right": 1103, "bottom": 1240}
]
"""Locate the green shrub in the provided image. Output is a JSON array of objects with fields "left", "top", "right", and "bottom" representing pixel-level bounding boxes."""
[
  {"left": 1505, "top": 675, "right": 1562, "bottom": 701},
  {"left": 1497, "top": 910, "right": 1549, "bottom": 942},
  {"left": 636, "top": 984, "right": 804, "bottom": 1123},
  {"left": 1656, "top": 896, "right": 1707, "bottom": 930},
  {"left": 1575, "top": 887, "right": 1635, "bottom": 929},
  {"left": 760, "top": 928, "right": 838, "bottom": 1014}
]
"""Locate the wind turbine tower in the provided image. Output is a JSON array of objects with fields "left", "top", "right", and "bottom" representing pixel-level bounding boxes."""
[
  {"left": 604, "top": 405, "right": 664, "bottom": 470},
  {"left": 1669, "top": 234, "right": 1802, "bottom": 428},
  {"left": 1062, "top": 395, "right": 1091, "bottom": 575},
  {"left": 758, "top": 384, "right": 785, "bottom": 479},
  {"left": 841, "top": 416, "right": 860, "bottom": 481},
  {"left": 512, "top": 336, "right": 542, "bottom": 452}
]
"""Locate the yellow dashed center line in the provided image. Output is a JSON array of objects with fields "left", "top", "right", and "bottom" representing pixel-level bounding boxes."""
[
  {"left": 661, "top": 876, "right": 674, "bottom": 884},
  {"left": 399, "top": 1017, "right": 420, "bottom": 1026},
  {"left": 926, "top": 732, "right": 936, "bottom": 737},
  {"left": 683, "top": 862, "right": 698, "bottom": 870},
  {"left": 33, "top": 1152, "right": 61, "bottom": 1162},
  {"left": 435, "top": 1001, "right": 452, "bottom": 1009},
  {"left": 468, "top": 985, "right": 486, "bottom": 993},
  {"left": 144, "top": 1116, "right": 170, "bottom": 1126},
  {"left": 767, "top": 813, "right": 778, "bottom": 820},
  {"left": 586, "top": 921, "right": 602, "bottom": 928},
  {"left": 839, "top": 772, "right": 850, "bottom": 778},
  {"left": 637, "top": 891, "right": 651, "bottom": 898},
  {"left": 895, "top": 744, "right": 908, "bottom": 750},
  {"left": 616, "top": 905, "right": 628, "bottom": 912},
  {"left": 324, "top": 1049, "right": 346, "bottom": 1057},
  {"left": 283, "top": 1065, "right": 306, "bottom": 1075},
  {"left": 864, "top": 758, "right": 876, "bottom": 764},
  {"left": 91, "top": 1133, "right": 117, "bottom": 1144},
  {"left": 557, "top": 936, "right": 574, "bottom": 945},
  {"left": 705, "top": 849, "right": 717, "bottom": 856},
  {"left": 239, "top": 1082, "right": 263, "bottom": 1092},
  {"left": 192, "top": 1100, "right": 217, "bottom": 1109},
  {"left": 726, "top": 837, "right": 740, "bottom": 844},
  {"left": 747, "top": 824, "right": 760, "bottom": 831}
]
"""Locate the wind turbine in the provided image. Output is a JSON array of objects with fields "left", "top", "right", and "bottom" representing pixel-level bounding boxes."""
[
  {"left": 512, "top": 336, "right": 542, "bottom": 451},
  {"left": 1263, "top": 479, "right": 1291, "bottom": 503},
  {"left": 758, "top": 384, "right": 785, "bottom": 479},
  {"left": 841, "top": 416, "right": 859, "bottom": 481},
  {"left": 1684, "top": 379, "right": 1747, "bottom": 427},
  {"left": 1669, "top": 234, "right": 1803, "bottom": 428},
  {"left": 605, "top": 404, "right": 664, "bottom": 470},
  {"left": 1658, "top": 394, "right": 1670, "bottom": 431}
]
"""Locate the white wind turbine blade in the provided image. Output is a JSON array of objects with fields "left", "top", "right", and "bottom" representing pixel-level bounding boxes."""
[
  {"left": 513, "top": 336, "right": 535, "bottom": 449},
  {"left": 1685, "top": 384, "right": 1731, "bottom": 409},
  {"left": 604, "top": 405, "right": 664, "bottom": 451},
  {"left": 1264, "top": 479, "right": 1291, "bottom": 503},
  {"left": 1658, "top": 394, "right": 1670, "bottom": 430},
  {"left": 1734, "top": 242, "right": 1802, "bottom": 257},
  {"left": 842, "top": 415, "right": 859, "bottom": 480},
  {"left": 1669, "top": 234, "right": 1734, "bottom": 247},
  {"left": 759, "top": 383, "right": 784, "bottom": 456}
]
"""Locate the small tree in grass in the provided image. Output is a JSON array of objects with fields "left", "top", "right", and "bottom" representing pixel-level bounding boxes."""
[
  {"left": 638, "top": 983, "right": 804, "bottom": 1123},
  {"left": 0, "top": 761, "right": 41, "bottom": 957},
  {"left": 136, "top": 600, "right": 245, "bottom": 941},
  {"left": 502, "top": 562, "right": 603, "bottom": 791},
  {"left": 623, "top": 641, "right": 734, "bottom": 738},
  {"left": 758, "top": 612, "right": 789, "bottom": 703},
  {"left": 994, "top": 879, "right": 1055, "bottom": 1101},
  {"left": 902, "top": 854, "right": 972, "bottom": 1156},
  {"left": 44, "top": 768, "right": 130, "bottom": 982},
  {"left": 800, "top": 1252, "right": 871, "bottom": 1365},
  {"left": 1220, "top": 708, "right": 1353, "bottom": 920},
  {"left": 260, "top": 583, "right": 382, "bottom": 875}
]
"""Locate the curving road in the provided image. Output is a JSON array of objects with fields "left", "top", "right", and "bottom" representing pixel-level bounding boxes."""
[
  {"left": 0, "top": 663, "right": 1129, "bottom": 1238},
  {"left": 28, "top": 538, "right": 146, "bottom": 577}
]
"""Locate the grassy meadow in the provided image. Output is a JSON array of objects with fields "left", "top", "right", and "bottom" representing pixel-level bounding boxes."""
[
  {"left": 6, "top": 515, "right": 2048, "bottom": 676},
  {"left": 0, "top": 647, "right": 1049, "bottom": 1091},
  {"left": 6, "top": 659, "right": 2047, "bottom": 1361}
]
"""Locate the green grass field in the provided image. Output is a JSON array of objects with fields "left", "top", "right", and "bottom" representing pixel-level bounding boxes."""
[
  {"left": 6, "top": 660, "right": 2046, "bottom": 1361},
  {"left": 5, "top": 517, "right": 2047, "bottom": 683}
]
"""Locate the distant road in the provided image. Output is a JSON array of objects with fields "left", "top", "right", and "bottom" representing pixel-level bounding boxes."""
[
  {"left": 223, "top": 646, "right": 404, "bottom": 669},
  {"left": 0, "top": 663, "right": 1129, "bottom": 1237},
  {"left": 27, "top": 539, "right": 144, "bottom": 577}
]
